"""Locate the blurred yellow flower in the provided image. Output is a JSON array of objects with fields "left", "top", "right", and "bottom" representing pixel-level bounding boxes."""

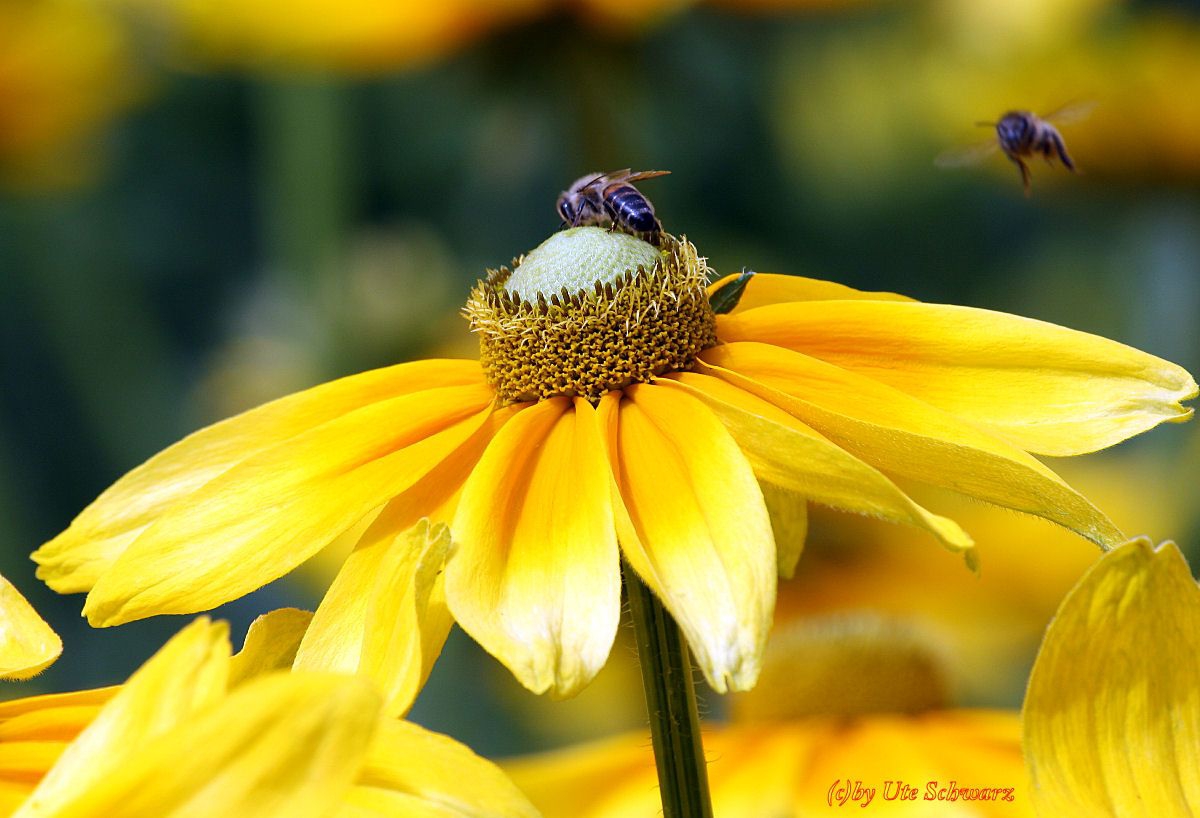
[
  {"left": 0, "top": 0, "right": 142, "bottom": 189},
  {"left": 506, "top": 616, "right": 1036, "bottom": 816},
  {"left": 1024, "top": 537, "right": 1200, "bottom": 815},
  {"left": 0, "top": 611, "right": 537, "bottom": 818},
  {"left": 0, "top": 574, "right": 61, "bottom": 680},
  {"left": 775, "top": 451, "right": 1183, "bottom": 701},
  {"left": 33, "top": 235, "right": 1194, "bottom": 703}
]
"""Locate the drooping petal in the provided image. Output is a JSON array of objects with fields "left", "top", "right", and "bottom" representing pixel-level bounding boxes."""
[
  {"left": 353, "top": 719, "right": 539, "bottom": 818},
  {"left": 760, "top": 483, "right": 807, "bottom": 579},
  {"left": 28, "top": 673, "right": 381, "bottom": 818},
  {"left": 664, "top": 372, "right": 973, "bottom": 557},
  {"left": 448, "top": 398, "right": 620, "bottom": 698},
  {"left": 14, "top": 618, "right": 230, "bottom": 818},
  {"left": 81, "top": 385, "right": 496, "bottom": 626},
  {"left": 598, "top": 385, "right": 775, "bottom": 694},
  {"left": 293, "top": 405, "right": 519, "bottom": 687},
  {"left": 228, "top": 608, "right": 314, "bottom": 687},
  {"left": 0, "top": 575, "right": 61, "bottom": 679},
  {"left": 706, "top": 272, "right": 912, "bottom": 313},
  {"left": 33, "top": 360, "right": 484, "bottom": 593},
  {"left": 718, "top": 301, "right": 1196, "bottom": 456},
  {"left": 1024, "top": 538, "right": 1200, "bottom": 816},
  {"left": 702, "top": 342, "right": 1123, "bottom": 548},
  {"left": 357, "top": 521, "right": 455, "bottom": 717}
]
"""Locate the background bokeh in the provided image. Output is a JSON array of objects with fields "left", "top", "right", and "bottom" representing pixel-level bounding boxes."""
[{"left": 2, "top": 0, "right": 1198, "bottom": 760}]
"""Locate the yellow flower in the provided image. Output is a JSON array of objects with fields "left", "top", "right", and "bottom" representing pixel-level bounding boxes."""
[
  {"left": 504, "top": 616, "right": 1037, "bottom": 816},
  {"left": 0, "top": 611, "right": 537, "bottom": 818},
  {"left": 1023, "top": 537, "right": 1200, "bottom": 815},
  {"left": 0, "top": 574, "right": 61, "bottom": 680},
  {"left": 0, "top": 0, "right": 143, "bottom": 190},
  {"left": 34, "top": 228, "right": 1195, "bottom": 700}
]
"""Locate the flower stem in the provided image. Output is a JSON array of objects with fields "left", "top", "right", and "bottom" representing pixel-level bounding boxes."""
[{"left": 622, "top": 559, "right": 714, "bottom": 818}]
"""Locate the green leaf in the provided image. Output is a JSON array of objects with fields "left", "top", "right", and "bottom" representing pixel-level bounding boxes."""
[{"left": 708, "top": 271, "right": 755, "bottom": 315}]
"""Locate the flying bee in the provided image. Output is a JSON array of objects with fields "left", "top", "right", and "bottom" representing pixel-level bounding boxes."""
[
  {"left": 936, "top": 102, "right": 1096, "bottom": 195},
  {"left": 556, "top": 169, "right": 670, "bottom": 241}
]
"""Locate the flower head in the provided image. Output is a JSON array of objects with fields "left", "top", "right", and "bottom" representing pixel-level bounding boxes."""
[{"left": 34, "top": 225, "right": 1195, "bottom": 701}]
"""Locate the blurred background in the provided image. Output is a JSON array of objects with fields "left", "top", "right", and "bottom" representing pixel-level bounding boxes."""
[{"left": 1, "top": 0, "right": 1198, "bottom": 761}]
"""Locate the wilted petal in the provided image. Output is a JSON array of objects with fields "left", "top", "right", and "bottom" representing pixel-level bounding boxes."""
[
  {"left": 707, "top": 272, "right": 912, "bottom": 313},
  {"left": 702, "top": 342, "right": 1123, "bottom": 548},
  {"left": 81, "top": 386, "right": 495, "bottom": 626},
  {"left": 15, "top": 618, "right": 230, "bottom": 818},
  {"left": 28, "top": 673, "right": 381, "bottom": 818},
  {"left": 664, "top": 372, "right": 972, "bottom": 557},
  {"left": 0, "top": 575, "right": 61, "bottom": 679},
  {"left": 353, "top": 720, "right": 539, "bottom": 818},
  {"left": 448, "top": 398, "right": 620, "bottom": 698},
  {"left": 33, "top": 360, "right": 484, "bottom": 592},
  {"left": 228, "top": 608, "right": 314, "bottom": 687},
  {"left": 1025, "top": 538, "right": 1200, "bottom": 816},
  {"left": 718, "top": 300, "right": 1196, "bottom": 456},
  {"left": 598, "top": 385, "right": 775, "bottom": 694}
]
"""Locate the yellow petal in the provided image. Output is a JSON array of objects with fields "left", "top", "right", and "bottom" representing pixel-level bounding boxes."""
[
  {"left": 15, "top": 618, "right": 230, "bottom": 818},
  {"left": 664, "top": 372, "right": 973, "bottom": 555},
  {"left": 358, "top": 520, "right": 455, "bottom": 717},
  {"left": 34, "top": 359, "right": 484, "bottom": 593},
  {"left": 1024, "top": 538, "right": 1200, "bottom": 816},
  {"left": 718, "top": 300, "right": 1196, "bottom": 456},
  {"left": 707, "top": 272, "right": 912, "bottom": 313},
  {"left": 598, "top": 385, "right": 775, "bottom": 693},
  {"left": 702, "top": 342, "right": 1124, "bottom": 548},
  {"left": 0, "top": 575, "right": 61, "bottom": 679},
  {"left": 760, "top": 483, "right": 807, "bottom": 579},
  {"left": 31, "top": 673, "right": 381, "bottom": 818},
  {"left": 448, "top": 398, "right": 620, "bottom": 698},
  {"left": 82, "top": 385, "right": 495, "bottom": 626},
  {"left": 355, "top": 719, "right": 539, "bottom": 818},
  {"left": 228, "top": 608, "right": 314, "bottom": 687},
  {"left": 293, "top": 405, "right": 519, "bottom": 685}
]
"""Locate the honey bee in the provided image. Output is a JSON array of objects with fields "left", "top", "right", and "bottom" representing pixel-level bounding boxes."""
[
  {"left": 936, "top": 103, "right": 1096, "bottom": 195},
  {"left": 556, "top": 169, "right": 670, "bottom": 241}
]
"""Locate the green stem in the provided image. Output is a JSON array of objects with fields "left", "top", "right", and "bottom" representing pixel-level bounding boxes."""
[{"left": 623, "top": 559, "right": 714, "bottom": 818}]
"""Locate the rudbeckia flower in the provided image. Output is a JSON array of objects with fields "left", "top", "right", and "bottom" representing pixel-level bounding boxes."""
[
  {"left": 0, "top": 611, "right": 537, "bottom": 818},
  {"left": 504, "top": 616, "right": 1036, "bottom": 816},
  {"left": 34, "top": 226, "right": 1196, "bottom": 700},
  {"left": 0, "top": 574, "right": 61, "bottom": 680},
  {"left": 1024, "top": 537, "right": 1200, "bottom": 815}
]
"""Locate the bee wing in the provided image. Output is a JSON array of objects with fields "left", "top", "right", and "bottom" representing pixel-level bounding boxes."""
[
  {"left": 934, "top": 139, "right": 1000, "bottom": 169},
  {"left": 621, "top": 170, "right": 671, "bottom": 183},
  {"left": 1042, "top": 100, "right": 1098, "bottom": 125}
]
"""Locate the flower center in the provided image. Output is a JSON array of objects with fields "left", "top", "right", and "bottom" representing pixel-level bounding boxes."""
[{"left": 465, "top": 227, "right": 718, "bottom": 404}]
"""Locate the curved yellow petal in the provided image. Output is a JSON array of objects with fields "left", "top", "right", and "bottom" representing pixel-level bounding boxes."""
[
  {"left": 598, "top": 385, "right": 775, "bottom": 693},
  {"left": 33, "top": 359, "right": 484, "bottom": 593},
  {"left": 1024, "top": 538, "right": 1200, "bottom": 817},
  {"left": 29, "top": 673, "right": 381, "bottom": 818},
  {"left": 355, "top": 720, "right": 539, "bottom": 818},
  {"left": 707, "top": 272, "right": 912, "bottom": 313},
  {"left": 229, "top": 608, "right": 314, "bottom": 687},
  {"left": 760, "top": 483, "right": 807, "bottom": 579},
  {"left": 0, "top": 575, "right": 61, "bottom": 679},
  {"left": 664, "top": 372, "right": 973, "bottom": 556},
  {"left": 358, "top": 521, "right": 454, "bottom": 717},
  {"left": 702, "top": 342, "right": 1123, "bottom": 548},
  {"left": 448, "top": 398, "right": 620, "bottom": 698},
  {"left": 293, "top": 405, "right": 518, "bottom": 689},
  {"left": 717, "top": 301, "right": 1196, "bottom": 456},
  {"left": 81, "top": 385, "right": 495, "bottom": 626},
  {"left": 15, "top": 618, "right": 230, "bottom": 818}
]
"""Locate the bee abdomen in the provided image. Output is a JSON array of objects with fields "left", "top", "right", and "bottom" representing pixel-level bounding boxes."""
[{"left": 605, "top": 186, "right": 659, "bottom": 232}]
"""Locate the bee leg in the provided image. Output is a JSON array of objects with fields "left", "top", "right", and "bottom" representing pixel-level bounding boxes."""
[
  {"left": 1051, "top": 132, "right": 1077, "bottom": 172},
  {"left": 1015, "top": 158, "right": 1032, "bottom": 196}
]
